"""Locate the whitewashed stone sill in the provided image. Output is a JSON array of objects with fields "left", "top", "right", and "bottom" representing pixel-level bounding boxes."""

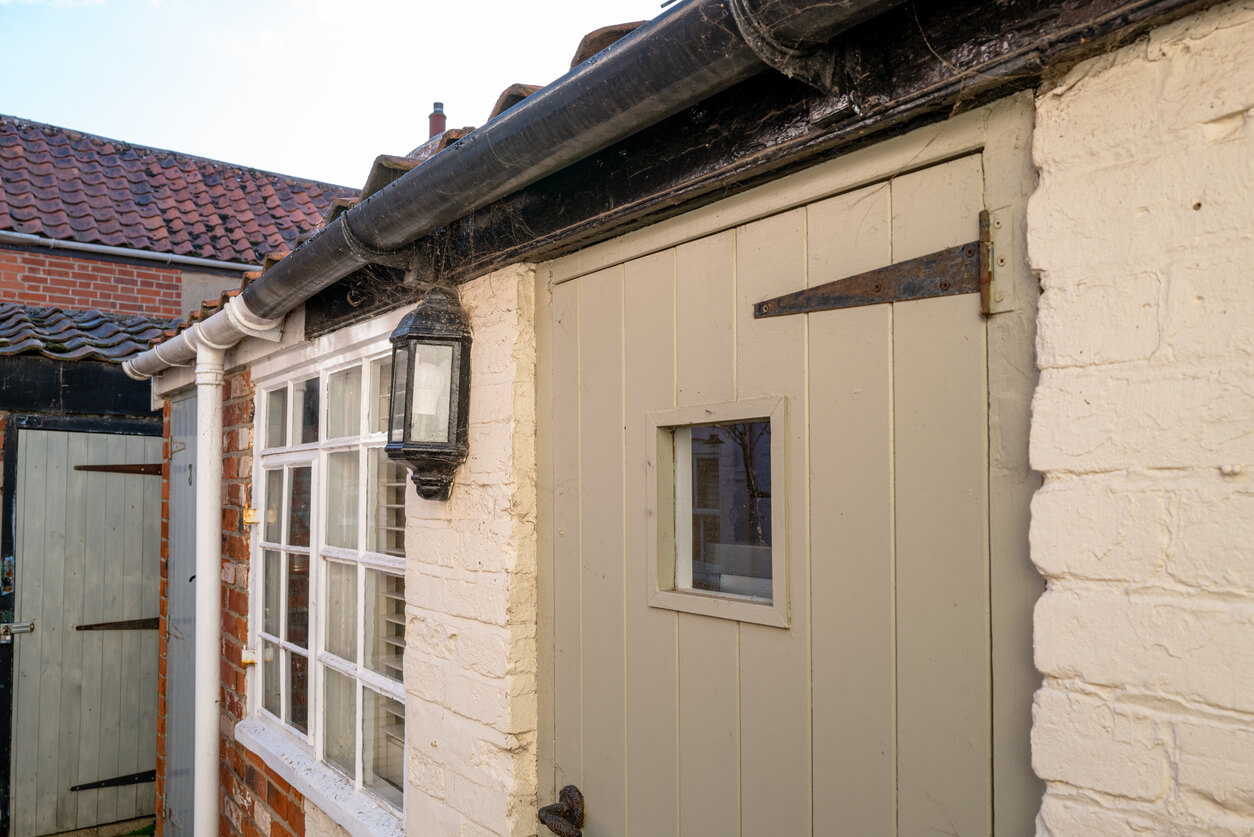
[{"left": 235, "top": 718, "right": 402, "bottom": 837}]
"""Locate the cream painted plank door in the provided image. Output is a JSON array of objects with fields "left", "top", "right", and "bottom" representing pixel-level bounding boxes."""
[
  {"left": 546, "top": 154, "right": 993, "bottom": 836},
  {"left": 11, "top": 427, "right": 161, "bottom": 837}
]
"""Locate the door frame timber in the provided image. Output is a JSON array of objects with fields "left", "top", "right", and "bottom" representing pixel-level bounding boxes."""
[
  {"left": 536, "top": 92, "right": 1041, "bottom": 833},
  {"left": 0, "top": 413, "right": 161, "bottom": 837}
]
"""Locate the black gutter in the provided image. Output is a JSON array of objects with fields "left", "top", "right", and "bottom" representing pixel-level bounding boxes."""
[{"left": 240, "top": 0, "right": 901, "bottom": 319}]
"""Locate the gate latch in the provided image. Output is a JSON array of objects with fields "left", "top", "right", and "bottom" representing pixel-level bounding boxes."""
[{"left": 0, "top": 619, "right": 35, "bottom": 643}]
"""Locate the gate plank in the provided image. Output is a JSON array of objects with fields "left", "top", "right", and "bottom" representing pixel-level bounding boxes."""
[
  {"left": 76, "top": 434, "right": 109, "bottom": 827},
  {"left": 550, "top": 280, "right": 583, "bottom": 795},
  {"left": 35, "top": 431, "right": 69, "bottom": 836},
  {"left": 96, "top": 433, "right": 126, "bottom": 825},
  {"left": 891, "top": 156, "right": 992, "bottom": 837},
  {"left": 735, "top": 208, "right": 813, "bottom": 837},
  {"left": 56, "top": 431, "right": 89, "bottom": 829},
  {"left": 623, "top": 250, "right": 679, "bottom": 837},
  {"left": 675, "top": 229, "right": 741, "bottom": 837},
  {"left": 13, "top": 430, "right": 46, "bottom": 836},
  {"left": 577, "top": 266, "right": 628, "bottom": 835},
  {"left": 807, "top": 183, "right": 897, "bottom": 835},
  {"left": 116, "top": 434, "right": 146, "bottom": 819}
]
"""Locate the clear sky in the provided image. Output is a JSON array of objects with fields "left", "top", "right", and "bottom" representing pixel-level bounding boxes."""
[{"left": 2, "top": 0, "right": 665, "bottom": 188}]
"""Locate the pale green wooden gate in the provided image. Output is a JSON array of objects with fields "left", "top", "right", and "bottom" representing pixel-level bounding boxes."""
[{"left": 10, "top": 427, "right": 161, "bottom": 836}]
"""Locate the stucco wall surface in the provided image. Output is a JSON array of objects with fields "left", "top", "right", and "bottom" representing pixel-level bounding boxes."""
[
  {"left": 1028, "top": 2, "right": 1254, "bottom": 834},
  {"left": 404, "top": 265, "right": 539, "bottom": 837}
]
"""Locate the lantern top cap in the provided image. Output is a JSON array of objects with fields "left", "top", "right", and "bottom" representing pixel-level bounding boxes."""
[{"left": 391, "top": 285, "right": 471, "bottom": 343}]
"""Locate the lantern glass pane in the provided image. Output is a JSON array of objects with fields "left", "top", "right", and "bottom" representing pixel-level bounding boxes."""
[
  {"left": 389, "top": 346, "right": 408, "bottom": 444},
  {"left": 408, "top": 343, "right": 453, "bottom": 444}
]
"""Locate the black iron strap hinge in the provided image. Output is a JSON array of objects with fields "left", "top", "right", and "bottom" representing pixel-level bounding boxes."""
[{"left": 754, "top": 209, "right": 1013, "bottom": 318}]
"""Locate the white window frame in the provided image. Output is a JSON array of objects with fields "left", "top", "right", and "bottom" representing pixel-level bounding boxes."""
[
  {"left": 646, "top": 396, "right": 790, "bottom": 628},
  {"left": 243, "top": 316, "right": 410, "bottom": 831}
]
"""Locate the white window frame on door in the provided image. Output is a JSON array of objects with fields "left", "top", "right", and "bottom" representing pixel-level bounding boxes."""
[
  {"left": 646, "top": 396, "right": 790, "bottom": 628},
  {"left": 245, "top": 317, "right": 410, "bottom": 826}
]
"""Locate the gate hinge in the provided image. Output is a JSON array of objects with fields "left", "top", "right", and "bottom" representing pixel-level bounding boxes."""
[{"left": 981, "top": 206, "right": 1016, "bottom": 315}]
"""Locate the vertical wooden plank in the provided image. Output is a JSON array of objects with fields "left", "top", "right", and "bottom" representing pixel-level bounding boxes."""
[
  {"left": 13, "top": 429, "right": 47, "bottom": 837},
  {"left": 623, "top": 250, "right": 679, "bottom": 837},
  {"left": 536, "top": 276, "right": 557, "bottom": 809},
  {"left": 77, "top": 433, "right": 109, "bottom": 827},
  {"left": 807, "top": 184, "right": 897, "bottom": 834},
  {"left": 95, "top": 433, "right": 127, "bottom": 825},
  {"left": 982, "top": 96, "right": 1045, "bottom": 837},
  {"left": 550, "top": 279, "right": 583, "bottom": 793},
  {"left": 577, "top": 266, "right": 628, "bottom": 834},
  {"left": 676, "top": 231, "right": 736, "bottom": 405},
  {"left": 677, "top": 615, "right": 739, "bottom": 836},
  {"left": 35, "top": 431, "right": 69, "bottom": 836},
  {"left": 55, "top": 432, "right": 90, "bottom": 830},
  {"left": 675, "top": 230, "right": 741, "bottom": 836},
  {"left": 891, "top": 156, "right": 992, "bottom": 837},
  {"left": 137, "top": 434, "right": 162, "bottom": 816},
  {"left": 735, "top": 208, "right": 812, "bottom": 836},
  {"left": 115, "top": 436, "right": 145, "bottom": 819}
]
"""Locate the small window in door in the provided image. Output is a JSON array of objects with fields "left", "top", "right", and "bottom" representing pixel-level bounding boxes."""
[
  {"left": 647, "top": 397, "right": 789, "bottom": 627},
  {"left": 675, "top": 421, "right": 772, "bottom": 600}
]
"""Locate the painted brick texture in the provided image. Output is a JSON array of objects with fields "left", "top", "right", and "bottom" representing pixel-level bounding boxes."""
[
  {"left": 404, "top": 266, "right": 539, "bottom": 837},
  {"left": 1028, "top": 2, "right": 1254, "bottom": 833},
  {"left": 0, "top": 246, "right": 181, "bottom": 317}
]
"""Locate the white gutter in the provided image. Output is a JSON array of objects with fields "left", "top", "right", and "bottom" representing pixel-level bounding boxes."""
[
  {"left": 134, "top": 298, "right": 282, "bottom": 837},
  {"left": 0, "top": 229, "right": 261, "bottom": 272}
]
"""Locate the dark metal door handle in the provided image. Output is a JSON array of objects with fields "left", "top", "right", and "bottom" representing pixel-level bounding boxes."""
[{"left": 538, "top": 784, "right": 585, "bottom": 836}]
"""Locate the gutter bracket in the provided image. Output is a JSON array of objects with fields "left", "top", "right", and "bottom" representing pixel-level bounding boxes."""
[
  {"left": 729, "top": 0, "right": 843, "bottom": 93},
  {"left": 341, "top": 214, "right": 419, "bottom": 271}
]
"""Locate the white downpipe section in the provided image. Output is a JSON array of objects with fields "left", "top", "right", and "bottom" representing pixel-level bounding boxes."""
[
  {"left": 130, "top": 297, "right": 282, "bottom": 836},
  {"left": 192, "top": 328, "right": 227, "bottom": 837}
]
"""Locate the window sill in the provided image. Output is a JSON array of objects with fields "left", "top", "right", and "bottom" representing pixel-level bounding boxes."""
[{"left": 235, "top": 718, "right": 403, "bottom": 837}]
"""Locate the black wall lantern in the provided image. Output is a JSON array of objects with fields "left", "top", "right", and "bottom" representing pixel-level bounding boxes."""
[{"left": 385, "top": 286, "right": 472, "bottom": 500}]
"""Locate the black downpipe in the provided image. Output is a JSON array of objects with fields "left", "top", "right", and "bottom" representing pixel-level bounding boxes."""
[{"left": 241, "top": 0, "right": 895, "bottom": 319}]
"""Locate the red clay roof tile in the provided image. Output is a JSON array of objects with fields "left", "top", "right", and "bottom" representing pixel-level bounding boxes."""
[{"left": 0, "top": 114, "right": 357, "bottom": 264}]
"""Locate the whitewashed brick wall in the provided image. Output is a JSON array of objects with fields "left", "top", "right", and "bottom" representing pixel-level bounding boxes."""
[
  {"left": 403, "top": 265, "right": 539, "bottom": 836},
  {"left": 1028, "top": 2, "right": 1254, "bottom": 833}
]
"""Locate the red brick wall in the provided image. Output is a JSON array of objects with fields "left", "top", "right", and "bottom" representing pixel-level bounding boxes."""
[
  {"left": 156, "top": 371, "right": 307, "bottom": 837},
  {"left": 0, "top": 246, "right": 181, "bottom": 317}
]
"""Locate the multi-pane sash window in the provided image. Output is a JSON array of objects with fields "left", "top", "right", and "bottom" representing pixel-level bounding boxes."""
[{"left": 258, "top": 354, "right": 408, "bottom": 810}]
